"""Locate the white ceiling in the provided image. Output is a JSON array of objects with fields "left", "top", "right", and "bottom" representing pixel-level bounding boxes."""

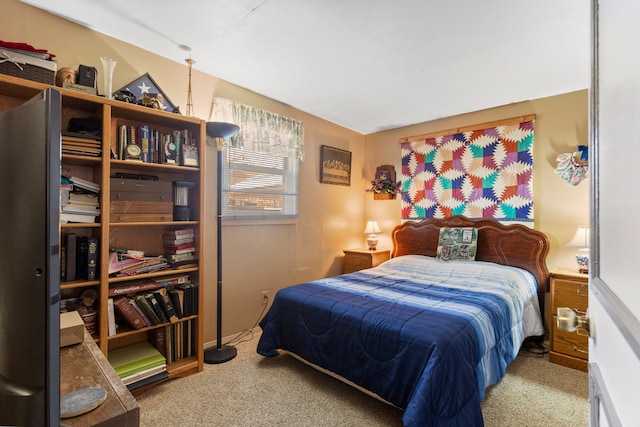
[{"left": 21, "top": 0, "right": 590, "bottom": 134}]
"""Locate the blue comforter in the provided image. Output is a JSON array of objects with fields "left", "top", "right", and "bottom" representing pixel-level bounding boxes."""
[{"left": 257, "top": 255, "right": 544, "bottom": 426}]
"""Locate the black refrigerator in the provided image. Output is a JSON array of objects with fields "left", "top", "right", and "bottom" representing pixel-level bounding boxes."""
[{"left": 0, "top": 88, "right": 61, "bottom": 425}]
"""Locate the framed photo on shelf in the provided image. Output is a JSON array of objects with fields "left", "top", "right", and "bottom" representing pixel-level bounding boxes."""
[
  {"left": 113, "top": 73, "right": 178, "bottom": 113},
  {"left": 320, "top": 145, "right": 352, "bottom": 186}
]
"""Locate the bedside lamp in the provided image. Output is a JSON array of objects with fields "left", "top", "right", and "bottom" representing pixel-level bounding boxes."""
[
  {"left": 364, "top": 221, "right": 381, "bottom": 251},
  {"left": 567, "top": 226, "right": 590, "bottom": 274}
]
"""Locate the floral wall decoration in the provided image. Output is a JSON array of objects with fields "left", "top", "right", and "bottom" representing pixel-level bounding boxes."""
[
  {"left": 367, "top": 165, "right": 401, "bottom": 199},
  {"left": 400, "top": 116, "right": 535, "bottom": 222},
  {"left": 555, "top": 145, "right": 588, "bottom": 186}
]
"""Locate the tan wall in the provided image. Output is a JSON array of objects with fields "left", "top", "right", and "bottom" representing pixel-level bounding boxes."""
[{"left": 5, "top": 0, "right": 589, "bottom": 342}]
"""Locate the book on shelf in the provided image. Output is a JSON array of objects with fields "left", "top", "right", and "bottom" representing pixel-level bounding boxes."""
[
  {"left": 112, "top": 296, "right": 146, "bottom": 330},
  {"left": 68, "top": 192, "right": 99, "bottom": 205},
  {"left": 115, "top": 259, "right": 169, "bottom": 277},
  {"left": 108, "top": 278, "right": 158, "bottom": 297},
  {"left": 69, "top": 175, "right": 100, "bottom": 193},
  {"left": 107, "top": 297, "right": 118, "bottom": 336},
  {"left": 107, "top": 341, "right": 166, "bottom": 379},
  {"left": 162, "top": 235, "right": 194, "bottom": 245},
  {"left": 134, "top": 294, "right": 162, "bottom": 325},
  {"left": 152, "top": 274, "right": 190, "bottom": 287},
  {"left": 137, "top": 125, "right": 150, "bottom": 163},
  {"left": 76, "top": 236, "right": 89, "bottom": 280},
  {"left": 148, "top": 326, "right": 168, "bottom": 358},
  {"left": 61, "top": 136, "right": 102, "bottom": 157},
  {"left": 168, "top": 288, "right": 184, "bottom": 319},
  {"left": 163, "top": 241, "right": 195, "bottom": 251},
  {"left": 163, "top": 245, "right": 196, "bottom": 255},
  {"left": 87, "top": 237, "right": 99, "bottom": 280},
  {"left": 178, "top": 282, "right": 199, "bottom": 317},
  {"left": 121, "top": 363, "right": 167, "bottom": 386},
  {"left": 65, "top": 233, "right": 77, "bottom": 282},
  {"left": 129, "top": 298, "right": 152, "bottom": 327},
  {"left": 60, "top": 213, "right": 98, "bottom": 224},
  {"left": 153, "top": 288, "right": 179, "bottom": 323},
  {"left": 107, "top": 274, "right": 187, "bottom": 297},
  {"left": 163, "top": 227, "right": 195, "bottom": 238},
  {"left": 60, "top": 244, "right": 66, "bottom": 281},
  {"left": 60, "top": 203, "right": 100, "bottom": 215},
  {"left": 108, "top": 251, "right": 169, "bottom": 277},
  {"left": 183, "top": 319, "right": 196, "bottom": 357},
  {"left": 144, "top": 292, "right": 168, "bottom": 323},
  {"left": 126, "top": 370, "right": 169, "bottom": 391},
  {"left": 167, "top": 254, "right": 196, "bottom": 267}
]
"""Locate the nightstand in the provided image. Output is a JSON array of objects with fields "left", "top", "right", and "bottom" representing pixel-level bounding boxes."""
[
  {"left": 549, "top": 267, "right": 589, "bottom": 371},
  {"left": 343, "top": 248, "right": 391, "bottom": 273}
]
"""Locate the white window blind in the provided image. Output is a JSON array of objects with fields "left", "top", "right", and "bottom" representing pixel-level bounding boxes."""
[{"left": 211, "top": 98, "right": 303, "bottom": 220}]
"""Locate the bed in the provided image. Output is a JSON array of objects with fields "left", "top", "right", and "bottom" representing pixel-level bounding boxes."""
[{"left": 257, "top": 216, "right": 549, "bottom": 426}]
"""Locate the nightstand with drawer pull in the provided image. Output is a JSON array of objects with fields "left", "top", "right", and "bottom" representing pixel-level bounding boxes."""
[
  {"left": 549, "top": 267, "right": 589, "bottom": 371},
  {"left": 343, "top": 248, "right": 391, "bottom": 274}
]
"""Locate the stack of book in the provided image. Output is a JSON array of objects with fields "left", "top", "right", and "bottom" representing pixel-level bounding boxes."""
[
  {"left": 108, "top": 275, "right": 198, "bottom": 333},
  {"left": 60, "top": 176, "right": 101, "bottom": 223},
  {"left": 107, "top": 341, "right": 168, "bottom": 391},
  {"left": 61, "top": 234, "right": 99, "bottom": 281},
  {"left": 62, "top": 135, "right": 102, "bottom": 157},
  {"left": 149, "top": 319, "right": 197, "bottom": 364},
  {"left": 163, "top": 227, "right": 196, "bottom": 267},
  {"left": 108, "top": 251, "right": 169, "bottom": 277}
]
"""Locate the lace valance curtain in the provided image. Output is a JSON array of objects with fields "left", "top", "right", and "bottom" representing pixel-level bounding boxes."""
[{"left": 211, "top": 97, "right": 305, "bottom": 161}]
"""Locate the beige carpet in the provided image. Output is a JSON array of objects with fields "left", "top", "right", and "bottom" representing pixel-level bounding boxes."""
[{"left": 136, "top": 333, "right": 589, "bottom": 426}]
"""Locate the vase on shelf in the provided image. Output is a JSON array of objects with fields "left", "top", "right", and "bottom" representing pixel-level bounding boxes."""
[
  {"left": 100, "top": 57, "right": 117, "bottom": 99},
  {"left": 374, "top": 193, "right": 396, "bottom": 200}
]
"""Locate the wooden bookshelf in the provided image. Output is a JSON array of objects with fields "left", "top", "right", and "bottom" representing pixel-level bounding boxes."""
[{"left": 0, "top": 73, "right": 205, "bottom": 389}]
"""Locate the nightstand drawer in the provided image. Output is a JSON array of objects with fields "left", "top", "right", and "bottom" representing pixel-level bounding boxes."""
[
  {"left": 552, "top": 327, "right": 588, "bottom": 360},
  {"left": 551, "top": 279, "right": 588, "bottom": 313},
  {"left": 343, "top": 249, "right": 390, "bottom": 273}
]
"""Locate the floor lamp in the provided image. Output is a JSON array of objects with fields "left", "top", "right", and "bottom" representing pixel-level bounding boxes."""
[{"left": 204, "top": 121, "right": 240, "bottom": 364}]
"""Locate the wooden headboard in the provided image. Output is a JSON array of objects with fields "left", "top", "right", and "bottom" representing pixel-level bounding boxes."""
[{"left": 391, "top": 216, "right": 550, "bottom": 294}]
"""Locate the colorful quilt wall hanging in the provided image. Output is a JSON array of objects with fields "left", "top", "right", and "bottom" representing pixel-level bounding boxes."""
[{"left": 400, "top": 116, "right": 535, "bottom": 222}]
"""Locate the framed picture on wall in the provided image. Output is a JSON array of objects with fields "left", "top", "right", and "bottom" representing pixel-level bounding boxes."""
[{"left": 320, "top": 145, "right": 352, "bottom": 186}]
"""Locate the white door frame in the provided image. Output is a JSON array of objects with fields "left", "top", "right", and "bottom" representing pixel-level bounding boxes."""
[{"left": 589, "top": 1, "right": 640, "bottom": 425}]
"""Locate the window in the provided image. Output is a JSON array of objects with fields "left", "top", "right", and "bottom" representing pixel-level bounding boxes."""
[
  {"left": 211, "top": 98, "right": 304, "bottom": 220},
  {"left": 222, "top": 145, "right": 298, "bottom": 219}
]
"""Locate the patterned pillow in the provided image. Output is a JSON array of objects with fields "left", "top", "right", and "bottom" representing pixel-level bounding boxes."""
[{"left": 436, "top": 227, "right": 478, "bottom": 261}]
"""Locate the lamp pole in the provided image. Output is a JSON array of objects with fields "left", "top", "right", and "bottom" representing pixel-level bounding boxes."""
[{"left": 204, "top": 122, "right": 240, "bottom": 364}]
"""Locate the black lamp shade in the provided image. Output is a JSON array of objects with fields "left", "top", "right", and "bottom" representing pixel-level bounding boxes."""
[{"left": 206, "top": 122, "right": 240, "bottom": 139}]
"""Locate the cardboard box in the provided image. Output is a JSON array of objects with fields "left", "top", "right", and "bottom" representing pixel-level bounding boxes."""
[{"left": 60, "top": 311, "right": 85, "bottom": 347}]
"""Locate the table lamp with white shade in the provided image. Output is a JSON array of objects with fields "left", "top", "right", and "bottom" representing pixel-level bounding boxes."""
[
  {"left": 567, "top": 226, "right": 590, "bottom": 274},
  {"left": 364, "top": 221, "right": 381, "bottom": 251}
]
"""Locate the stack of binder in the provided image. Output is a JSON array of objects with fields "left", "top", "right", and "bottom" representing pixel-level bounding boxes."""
[{"left": 107, "top": 341, "right": 168, "bottom": 391}]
